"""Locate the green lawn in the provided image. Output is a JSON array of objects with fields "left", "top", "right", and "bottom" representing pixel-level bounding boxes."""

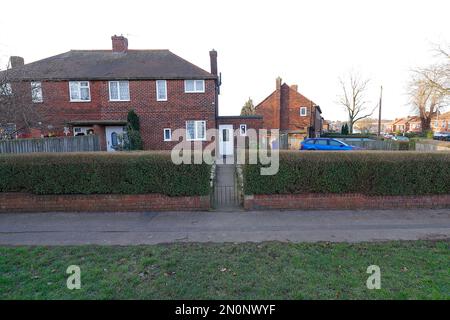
[{"left": 0, "top": 241, "right": 448, "bottom": 299}]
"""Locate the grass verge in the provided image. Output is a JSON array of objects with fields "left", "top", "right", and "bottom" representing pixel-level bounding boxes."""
[{"left": 0, "top": 241, "right": 448, "bottom": 299}]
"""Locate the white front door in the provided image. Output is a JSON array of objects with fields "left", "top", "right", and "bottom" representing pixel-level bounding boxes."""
[
  {"left": 105, "top": 126, "right": 124, "bottom": 152},
  {"left": 219, "top": 125, "right": 234, "bottom": 155}
]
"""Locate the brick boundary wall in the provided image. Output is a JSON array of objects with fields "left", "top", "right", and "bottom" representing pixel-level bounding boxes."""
[
  {"left": 0, "top": 193, "right": 210, "bottom": 213},
  {"left": 244, "top": 193, "right": 450, "bottom": 210}
]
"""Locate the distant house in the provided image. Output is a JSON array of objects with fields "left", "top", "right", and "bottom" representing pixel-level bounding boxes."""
[
  {"left": 254, "top": 77, "right": 323, "bottom": 149},
  {"left": 387, "top": 116, "right": 421, "bottom": 134},
  {"left": 387, "top": 113, "right": 449, "bottom": 134},
  {"left": 431, "top": 111, "right": 450, "bottom": 133}
]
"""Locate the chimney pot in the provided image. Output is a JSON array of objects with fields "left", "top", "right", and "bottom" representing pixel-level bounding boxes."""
[
  {"left": 209, "top": 50, "right": 218, "bottom": 76},
  {"left": 276, "top": 77, "right": 282, "bottom": 90},
  {"left": 291, "top": 84, "right": 298, "bottom": 92},
  {"left": 111, "top": 35, "right": 128, "bottom": 53},
  {"left": 9, "top": 56, "right": 24, "bottom": 68}
]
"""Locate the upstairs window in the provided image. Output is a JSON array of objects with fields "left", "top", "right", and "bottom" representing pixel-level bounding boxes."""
[
  {"left": 31, "top": 81, "right": 43, "bottom": 103},
  {"left": 184, "top": 80, "right": 205, "bottom": 93},
  {"left": 0, "top": 83, "right": 12, "bottom": 95},
  {"left": 156, "top": 80, "right": 167, "bottom": 101},
  {"left": 69, "top": 81, "right": 90, "bottom": 101},
  {"left": 300, "top": 107, "right": 307, "bottom": 117},
  {"left": 186, "top": 120, "right": 206, "bottom": 141},
  {"left": 109, "top": 81, "right": 130, "bottom": 101}
]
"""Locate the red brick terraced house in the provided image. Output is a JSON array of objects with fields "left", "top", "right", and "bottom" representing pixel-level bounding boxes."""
[
  {"left": 254, "top": 77, "right": 323, "bottom": 150},
  {"left": 0, "top": 35, "right": 221, "bottom": 151}
]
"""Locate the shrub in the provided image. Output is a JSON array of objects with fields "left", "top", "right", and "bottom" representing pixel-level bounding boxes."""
[
  {"left": 0, "top": 152, "right": 210, "bottom": 196},
  {"left": 125, "top": 110, "right": 143, "bottom": 150},
  {"left": 243, "top": 151, "right": 450, "bottom": 196}
]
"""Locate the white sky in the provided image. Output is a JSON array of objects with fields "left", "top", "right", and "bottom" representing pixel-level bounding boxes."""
[{"left": 0, "top": 0, "right": 448, "bottom": 121}]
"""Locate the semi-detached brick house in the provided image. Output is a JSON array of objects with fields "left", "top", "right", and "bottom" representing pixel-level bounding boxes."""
[
  {"left": 255, "top": 77, "right": 323, "bottom": 150},
  {"left": 1, "top": 35, "right": 220, "bottom": 151}
]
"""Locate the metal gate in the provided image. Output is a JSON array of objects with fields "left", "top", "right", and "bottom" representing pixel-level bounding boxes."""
[{"left": 211, "top": 162, "right": 241, "bottom": 209}]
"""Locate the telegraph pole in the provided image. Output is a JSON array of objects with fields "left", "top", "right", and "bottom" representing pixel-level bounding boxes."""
[{"left": 377, "top": 85, "right": 383, "bottom": 136}]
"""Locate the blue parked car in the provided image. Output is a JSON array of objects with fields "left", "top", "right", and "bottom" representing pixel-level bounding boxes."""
[{"left": 300, "top": 138, "right": 361, "bottom": 151}]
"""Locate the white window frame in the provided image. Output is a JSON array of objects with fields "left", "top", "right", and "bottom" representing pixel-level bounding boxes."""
[
  {"left": 186, "top": 120, "right": 207, "bottom": 141},
  {"left": 239, "top": 124, "right": 247, "bottom": 136},
  {"left": 31, "top": 81, "right": 43, "bottom": 103},
  {"left": 300, "top": 107, "right": 307, "bottom": 117},
  {"left": 0, "top": 83, "right": 12, "bottom": 95},
  {"left": 156, "top": 80, "right": 167, "bottom": 101},
  {"left": 164, "top": 128, "right": 172, "bottom": 141},
  {"left": 184, "top": 80, "right": 205, "bottom": 93},
  {"left": 73, "top": 127, "right": 94, "bottom": 136},
  {"left": 108, "top": 81, "right": 130, "bottom": 101},
  {"left": 69, "top": 81, "right": 91, "bottom": 102}
]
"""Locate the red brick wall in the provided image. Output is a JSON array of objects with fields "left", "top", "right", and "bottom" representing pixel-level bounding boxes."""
[
  {"left": 0, "top": 193, "right": 210, "bottom": 212},
  {"left": 255, "top": 83, "right": 315, "bottom": 132},
  {"left": 29, "top": 79, "right": 216, "bottom": 150},
  {"left": 244, "top": 193, "right": 450, "bottom": 210},
  {"left": 255, "top": 92, "right": 280, "bottom": 129}
]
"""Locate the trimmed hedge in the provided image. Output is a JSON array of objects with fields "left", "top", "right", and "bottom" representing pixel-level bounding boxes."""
[
  {"left": 0, "top": 152, "right": 210, "bottom": 196},
  {"left": 244, "top": 151, "right": 450, "bottom": 196}
]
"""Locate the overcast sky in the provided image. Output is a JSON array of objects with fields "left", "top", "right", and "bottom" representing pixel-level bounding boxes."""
[{"left": 1, "top": 0, "right": 448, "bottom": 120}]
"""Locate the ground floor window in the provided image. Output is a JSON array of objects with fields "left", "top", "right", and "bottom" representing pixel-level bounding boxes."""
[
  {"left": 164, "top": 128, "right": 172, "bottom": 141},
  {"left": 239, "top": 124, "right": 247, "bottom": 136},
  {"left": 186, "top": 120, "right": 206, "bottom": 141},
  {"left": 73, "top": 127, "right": 94, "bottom": 136}
]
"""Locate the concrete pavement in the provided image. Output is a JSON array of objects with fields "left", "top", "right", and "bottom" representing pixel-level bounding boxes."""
[{"left": 0, "top": 209, "right": 449, "bottom": 245}]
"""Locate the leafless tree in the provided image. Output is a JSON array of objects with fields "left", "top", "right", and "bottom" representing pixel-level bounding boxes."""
[
  {"left": 0, "top": 64, "right": 41, "bottom": 139},
  {"left": 408, "top": 71, "right": 447, "bottom": 132},
  {"left": 418, "top": 46, "right": 450, "bottom": 96},
  {"left": 338, "top": 72, "right": 377, "bottom": 134}
]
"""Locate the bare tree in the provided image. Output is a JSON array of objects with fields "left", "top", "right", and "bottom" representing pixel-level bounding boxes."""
[
  {"left": 408, "top": 71, "right": 446, "bottom": 132},
  {"left": 418, "top": 46, "right": 450, "bottom": 96},
  {"left": 0, "top": 64, "right": 41, "bottom": 139},
  {"left": 338, "top": 72, "right": 377, "bottom": 134}
]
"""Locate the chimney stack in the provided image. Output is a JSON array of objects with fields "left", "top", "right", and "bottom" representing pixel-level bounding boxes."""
[
  {"left": 291, "top": 84, "right": 298, "bottom": 92},
  {"left": 276, "top": 77, "right": 282, "bottom": 91},
  {"left": 9, "top": 56, "right": 24, "bottom": 68},
  {"left": 209, "top": 49, "right": 218, "bottom": 76},
  {"left": 111, "top": 35, "right": 128, "bottom": 53}
]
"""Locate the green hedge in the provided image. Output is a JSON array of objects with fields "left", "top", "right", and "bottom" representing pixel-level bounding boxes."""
[
  {"left": 0, "top": 152, "right": 210, "bottom": 196},
  {"left": 244, "top": 151, "right": 450, "bottom": 196}
]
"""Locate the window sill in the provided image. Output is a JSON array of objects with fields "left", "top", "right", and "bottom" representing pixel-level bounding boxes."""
[
  {"left": 184, "top": 91, "right": 205, "bottom": 94},
  {"left": 70, "top": 100, "right": 91, "bottom": 103}
]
